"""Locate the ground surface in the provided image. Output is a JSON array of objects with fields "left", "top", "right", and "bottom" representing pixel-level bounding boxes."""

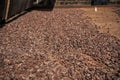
[
  {"left": 81, "top": 7, "right": 120, "bottom": 39},
  {"left": 0, "top": 7, "right": 120, "bottom": 80}
]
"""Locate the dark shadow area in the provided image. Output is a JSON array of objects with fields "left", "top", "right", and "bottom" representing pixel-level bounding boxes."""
[
  {"left": 0, "top": 0, "right": 5, "bottom": 28},
  {"left": 0, "top": 20, "right": 5, "bottom": 28},
  {"left": 46, "top": 0, "right": 56, "bottom": 10},
  {"left": 33, "top": 0, "right": 56, "bottom": 11},
  {"left": 91, "top": 0, "right": 109, "bottom": 5},
  {"left": 31, "top": 6, "right": 55, "bottom": 11}
]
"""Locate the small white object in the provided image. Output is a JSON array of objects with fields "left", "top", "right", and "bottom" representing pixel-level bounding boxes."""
[{"left": 95, "top": 7, "right": 98, "bottom": 12}]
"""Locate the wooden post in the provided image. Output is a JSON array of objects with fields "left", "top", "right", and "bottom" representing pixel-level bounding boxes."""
[{"left": 5, "top": 0, "right": 10, "bottom": 20}]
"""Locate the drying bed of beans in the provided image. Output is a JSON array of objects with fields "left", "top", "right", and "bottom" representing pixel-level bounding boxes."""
[{"left": 0, "top": 8, "right": 120, "bottom": 80}]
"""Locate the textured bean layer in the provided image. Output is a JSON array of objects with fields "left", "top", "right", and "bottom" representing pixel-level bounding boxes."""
[{"left": 0, "top": 8, "right": 120, "bottom": 80}]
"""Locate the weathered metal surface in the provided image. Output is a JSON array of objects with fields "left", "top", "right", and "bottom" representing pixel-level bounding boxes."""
[
  {"left": 7, "top": 0, "right": 34, "bottom": 19},
  {"left": 0, "top": 0, "right": 34, "bottom": 22}
]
